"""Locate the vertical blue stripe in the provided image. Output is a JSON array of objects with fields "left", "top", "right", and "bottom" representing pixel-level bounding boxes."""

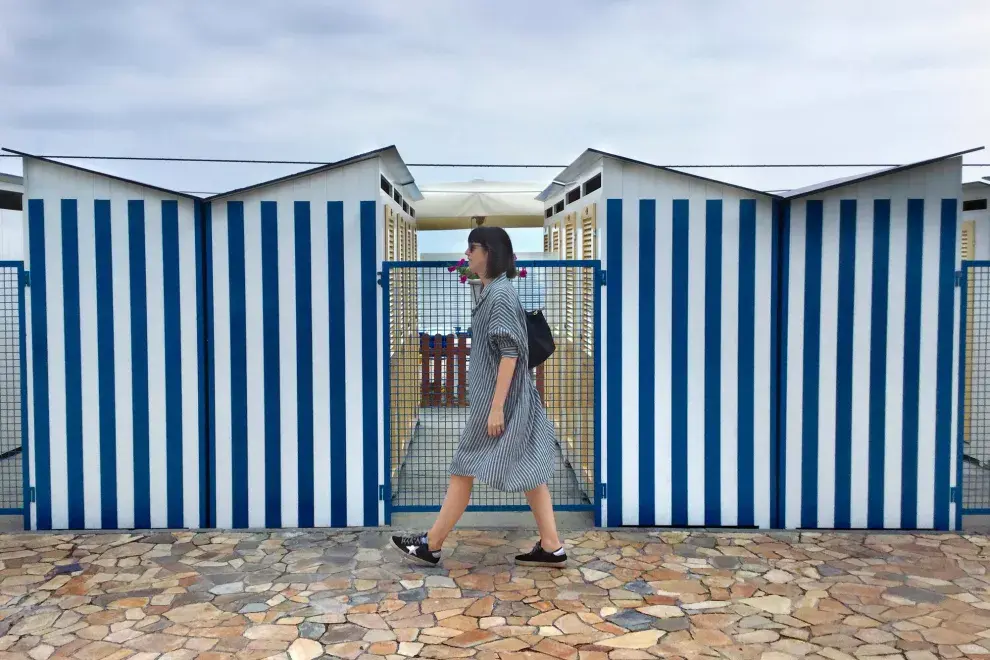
[
  {"left": 737, "top": 199, "right": 756, "bottom": 527},
  {"left": 801, "top": 200, "right": 823, "bottom": 529},
  {"left": 901, "top": 199, "right": 924, "bottom": 529},
  {"left": 128, "top": 200, "right": 150, "bottom": 529},
  {"left": 203, "top": 202, "right": 216, "bottom": 528},
  {"left": 834, "top": 199, "right": 857, "bottom": 529},
  {"left": 161, "top": 200, "right": 184, "bottom": 529},
  {"left": 704, "top": 200, "right": 722, "bottom": 526},
  {"left": 61, "top": 199, "right": 84, "bottom": 529},
  {"left": 594, "top": 258, "right": 603, "bottom": 528},
  {"left": 27, "top": 200, "right": 51, "bottom": 530},
  {"left": 360, "top": 200, "right": 379, "bottom": 527},
  {"left": 227, "top": 201, "right": 249, "bottom": 529},
  {"left": 194, "top": 201, "right": 209, "bottom": 529},
  {"left": 638, "top": 199, "right": 656, "bottom": 526},
  {"left": 295, "top": 201, "right": 314, "bottom": 528},
  {"left": 868, "top": 199, "right": 891, "bottom": 529},
  {"left": 605, "top": 198, "right": 623, "bottom": 527},
  {"left": 937, "top": 199, "right": 957, "bottom": 530},
  {"left": 94, "top": 200, "right": 117, "bottom": 529},
  {"left": 260, "top": 201, "right": 281, "bottom": 528},
  {"left": 327, "top": 201, "right": 347, "bottom": 527},
  {"left": 671, "top": 199, "right": 689, "bottom": 526},
  {"left": 774, "top": 201, "right": 790, "bottom": 529}
]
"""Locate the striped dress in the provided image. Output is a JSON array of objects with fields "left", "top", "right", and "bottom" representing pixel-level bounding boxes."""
[{"left": 448, "top": 274, "right": 559, "bottom": 492}]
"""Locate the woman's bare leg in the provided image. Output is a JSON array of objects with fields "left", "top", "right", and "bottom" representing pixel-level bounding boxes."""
[
  {"left": 525, "top": 483, "right": 562, "bottom": 551},
  {"left": 427, "top": 475, "right": 474, "bottom": 550}
]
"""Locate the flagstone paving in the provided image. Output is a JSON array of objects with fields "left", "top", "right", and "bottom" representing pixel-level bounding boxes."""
[{"left": 0, "top": 529, "right": 989, "bottom": 659}]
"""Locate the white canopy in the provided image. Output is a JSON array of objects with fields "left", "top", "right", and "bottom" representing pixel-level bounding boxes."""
[{"left": 415, "top": 179, "right": 546, "bottom": 229}]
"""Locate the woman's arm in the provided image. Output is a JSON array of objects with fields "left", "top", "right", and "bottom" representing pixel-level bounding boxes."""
[{"left": 487, "top": 355, "right": 517, "bottom": 436}]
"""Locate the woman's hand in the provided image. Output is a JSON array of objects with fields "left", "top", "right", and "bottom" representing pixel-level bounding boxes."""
[{"left": 488, "top": 405, "right": 505, "bottom": 437}]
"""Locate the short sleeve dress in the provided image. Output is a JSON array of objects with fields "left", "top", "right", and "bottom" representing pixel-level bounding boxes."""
[{"left": 448, "top": 274, "right": 559, "bottom": 492}]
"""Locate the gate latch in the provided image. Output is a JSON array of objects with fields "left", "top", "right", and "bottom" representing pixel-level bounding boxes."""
[{"left": 955, "top": 271, "right": 964, "bottom": 288}]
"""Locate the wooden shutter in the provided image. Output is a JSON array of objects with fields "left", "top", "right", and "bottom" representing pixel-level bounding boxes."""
[
  {"left": 543, "top": 225, "right": 550, "bottom": 253},
  {"left": 581, "top": 203, "right": 597, "bottom": 258},
  {"left": 384, "top": 206, "right": 395, "bottom": 260}
]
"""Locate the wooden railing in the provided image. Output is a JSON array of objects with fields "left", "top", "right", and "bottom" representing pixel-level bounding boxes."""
[{"left": 419, "top": 332, "right": 545, "bottom": 407}]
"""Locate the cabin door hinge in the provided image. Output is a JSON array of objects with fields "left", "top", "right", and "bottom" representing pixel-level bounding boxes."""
[
  {"left": 950, "top": 485, "right": 959, "bottom": 503},
  {"left": 599, "top": 270, "right": 606, "bottom": 287},
  {"left": 29, "top": 486, "right": 36, "bottom": 503},
  {"left": 598, "top": 483, "right": 607, "bottom": 500},
  {"left": 21, "top": 270, "right": 30, "bottom": 288},
  {"left": 378, "top": 485, "right": 385, "bottom": 501},
  {"left": 955, "top": 271, "right": 965, "bottom": 288}
]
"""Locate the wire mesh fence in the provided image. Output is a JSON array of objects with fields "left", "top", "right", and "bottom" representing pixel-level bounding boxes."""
[
  {"left": 963, "top": 264, "right": 990, "bottom": 511},
  {"left": 384, "top": 261, "right": 598, "bottom": 511},
  {"left": 0, "top": 264, "right": 23, "bottom": 513}
]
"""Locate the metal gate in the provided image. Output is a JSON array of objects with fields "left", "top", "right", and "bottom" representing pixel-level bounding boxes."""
[
  {"left": 382, "top": 259, "right": 601, "bottom": 521},
  {"left": 959, "top": 260, "right": 990, "bottom": 520},
  {"left": 0, "top": 261, "right": 27, "bottom": 527}
]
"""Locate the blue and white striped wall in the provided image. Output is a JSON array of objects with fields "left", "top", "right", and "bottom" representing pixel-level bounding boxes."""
[
  {"left": 23, "top": 158, "right": 207, "bottom": 530},
  {"left": 600, "top": 163, "right": 778, "bottom": 529},
  {"left": 780, "top": 160, "right": 962, "bottom": 531},
  {"left": 205, "top": 159, "right": 383, "bottom": 529}
]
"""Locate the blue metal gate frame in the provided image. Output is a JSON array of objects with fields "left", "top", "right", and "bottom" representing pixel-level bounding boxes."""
[
  {"left": 381, "top": 259, "right": 603, "bottom": 526},
  {"left": 0, "top": 261, "right": 29, "bottom": 529}
]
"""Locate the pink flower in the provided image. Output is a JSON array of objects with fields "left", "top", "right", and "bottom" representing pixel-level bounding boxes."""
[
  {"left": 460, "top": 275, "right": 468, "bottom": 284},
  {"left": 448, "top": 265, "right": 456, "bottom": 272},
  {"left": 457, "top": 258, "right": 466, "bottom": 266},
  {"left": 519, "top": 268, "right": 527, "bottom": 278}
]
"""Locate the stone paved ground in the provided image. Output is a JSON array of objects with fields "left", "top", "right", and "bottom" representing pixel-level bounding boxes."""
[{"left": 0, "top": 529, "right": 989, "bottom": 659}]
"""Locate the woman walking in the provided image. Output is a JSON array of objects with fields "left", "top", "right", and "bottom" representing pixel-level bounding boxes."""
[{"left": 390, "top": 226, "right": 567, "bottom": 568}]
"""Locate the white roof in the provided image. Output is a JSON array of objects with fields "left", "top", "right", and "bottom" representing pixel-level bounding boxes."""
[{"left": 416, "top": 179, "right": 546, "bottom": 220}]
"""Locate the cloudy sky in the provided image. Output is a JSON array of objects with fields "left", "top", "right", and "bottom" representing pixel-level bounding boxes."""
[{"left": 2, "top": 0, "right": 989, "bottom": 252}]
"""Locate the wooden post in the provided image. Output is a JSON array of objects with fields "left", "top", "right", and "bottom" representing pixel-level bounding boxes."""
[
  {"left": 444, "top": 333, "right": 455, "bottom": 406},
  {"left": 432, "top": 334, "right": 442, "bottom": 407},
  {"left": 420, "top": 333, "right": 430, "bottom": 407},
  {"left": 457, "top": 334, "right": 468, "bottom": 406}
]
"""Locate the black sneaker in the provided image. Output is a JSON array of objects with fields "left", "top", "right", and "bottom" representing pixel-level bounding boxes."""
[
  {"left": 514, "top": 541, "right": 567, "bottom": 567},
  {"left": 390, "top": 533, "right": 441, "bottom": 566}
]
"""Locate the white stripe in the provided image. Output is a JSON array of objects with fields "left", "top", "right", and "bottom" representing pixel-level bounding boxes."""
[
  {"left": 654, "top": 198, "right": 673, "bottom": 525},
  {"left": 46, "top": 205, "right": 67, "bottom": 529},
  {"left": 344, "top": 201, "right": 365, "bottom": 526},
  {"left": 279, "top": 202, "right": 299, "bottom": 528},
  {"left": 311, "top": 198, "right": 332, "bottom": 526},
  {"left": 145, "top": 202, "right": 167, "bottom": 529},
  {"left": 916, "top": 201, "right": 941, "bottom": 528},
  {"left": 77, "top": 199, "right": 101, "bottom": 528},
  {"left": 621, "top": 200, "right": 640, "bottom": 525},
  {"left": 753, "top": 200, "right": 773, "bottom": 528},
  {"left": 111, "top": 198, "right": 134, "bottom": 528},
  {"left": 24, "top": 202, "right": 36, "bottom": 529},
  {"left": 720, "top": 199, "right": 739, "bottom": 527},
  {"left": 687, "top": 198, "right": 706, "bottom": 525},
  {"left": 885, "top": 199, "right": 907, "bottom": 529},
  {"left": 179, "top": 202, "right": 200, "bottom": 528},
  {"left": 817, "top": 201, "right": 839, "bottom": 529},
  {"left": 244, "top": 202, "right": 266, "bottom": 529},
  {"left": 850, "top": 202, "right": 874, "bottom": 528},
  {"left": 212, "top": 206, "right": 233, "bottom": 529},
  {"left": 784, "top": 209, "right": 806, "bottom": 529}
]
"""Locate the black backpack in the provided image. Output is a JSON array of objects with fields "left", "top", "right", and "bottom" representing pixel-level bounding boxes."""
[{"left": 525, "top": 309, "right": 555, "bottom": 369}]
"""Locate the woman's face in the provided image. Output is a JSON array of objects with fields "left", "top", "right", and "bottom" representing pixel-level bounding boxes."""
[{"left": 466, "top": 242, "right": 488, "bottom": 278}]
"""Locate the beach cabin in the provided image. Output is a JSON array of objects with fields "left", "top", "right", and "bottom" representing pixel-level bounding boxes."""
[{"left": 202, "top": 146, "right": 420, "bottom": 530}]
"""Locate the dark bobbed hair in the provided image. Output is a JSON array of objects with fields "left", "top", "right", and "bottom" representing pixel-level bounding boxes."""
[{"left": 468, "top": 226, "right": 517, "bottom": 279}]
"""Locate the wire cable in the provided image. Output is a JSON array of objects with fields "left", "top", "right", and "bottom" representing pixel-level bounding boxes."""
[{"left": 1, "top": 154, "right": 988, "bottom": 167}]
